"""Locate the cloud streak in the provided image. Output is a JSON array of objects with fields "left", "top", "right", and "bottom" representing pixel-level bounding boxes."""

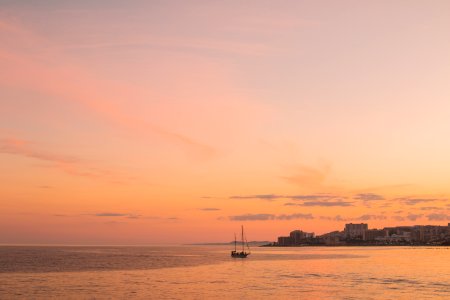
[
  {"left": 397, "top": 198, "right": 438, "bottom": 206},
  {"left": 228, "top": 213, "right": 314, "bottom": 221},
  {"left": 0, "top": 137, "right": 78, "bottom": 164},
  {"left": 354, "top": 193, "right": 385, "bottom": 201},
  {"left": 419, "top": 207, "right": 442, "bottom": 211},
  {"left": 285, "top": 201, "right": 353, "bottom": 207},
  {"left": 320, "top": 214, "right": 388, "bottom": 222},
  {"left": 231, "top": 193, "right": 355, "bottom": 207},
  {"left": 0, "top": 18, "right": 220, "bottom": 160},
  {"left": 229, "top": 194, "right": 283, "bottom": 201},
  {"left": 426, "top": 213, "right": 450, "bottom": 221},
  {"left": 319, "top": 215, "right": 349, "bottom": 222},
  {"left": 355, "top": 214, "right": 387, "bottom": 221},
  {"left": 289, "top": 194, "right": 336, "bottom": 200},
  {"left": 406, "top": 213, "right": 423, "bottom": 221},
  {"left": 95, "top": 213, "right": 128, "bottom": 217},
  {"left": 300, "top": 201, "right": 353, "bottom": 207},
  {"left": 0, "top": 136, "right": 124, "bottom": 181},
  {"left": 230, "top": 193, "right": 341, "bottom": 201},
  {"left": 94, "top": 212, "right": 141, "bottom": 219}
]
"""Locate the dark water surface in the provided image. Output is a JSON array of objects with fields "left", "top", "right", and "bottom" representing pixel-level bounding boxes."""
[{"left": 0, "top": 246, "right": 449, "bottom": 299}]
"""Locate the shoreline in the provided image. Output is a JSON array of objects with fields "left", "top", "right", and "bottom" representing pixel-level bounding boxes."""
[{"left": 260, "top": 243, "right": 450, "bottom": 247}]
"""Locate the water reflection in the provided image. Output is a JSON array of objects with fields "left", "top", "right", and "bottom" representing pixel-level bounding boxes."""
[{"left": 0, "top": 246, "right": 449, "bottom": 299}]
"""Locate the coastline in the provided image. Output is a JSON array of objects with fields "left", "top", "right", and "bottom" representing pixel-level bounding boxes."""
[{"left": 260, "top": 243, "right": 450, "bottom": 247}]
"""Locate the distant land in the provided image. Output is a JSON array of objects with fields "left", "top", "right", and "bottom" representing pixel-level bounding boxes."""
[
  {"left": 187, "top": 241, "right": 271, "bottom": 246},
  {"left": 268, "top": 222, "right": 450, "bottom": 247}
]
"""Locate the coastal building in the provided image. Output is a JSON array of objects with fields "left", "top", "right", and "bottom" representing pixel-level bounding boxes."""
[
  {"left": 414, "top": 225, "right": 449, "bottom": 242},
  {"left": 274, "top": 223, "right": 450, "bottom": 246},
  {"left": 375, "top": 232, "right": 412, "bottom": 243},
  {"left": 384, "top": 226, "right": 413, "bottom": 236},
  {"left": 319, "top": 231, "right": 345, "bottom": 245},
  {"left": 364, "top": 229, "right": 386, "bottom": 241},
  {"left": 289, "top": 230, "right": 315, "bottom": 244},
  {"left": 277, "top": 229, "right": 315, "bottom": 246},
  {"left": 344, "top": 223, "right": 368, "bottom": 240},
  {"left": 290, "top": 230, "right": 304, "bottom": 244},
  {"left": 277, "top": 236, "right": 292, "bottom": 246}
]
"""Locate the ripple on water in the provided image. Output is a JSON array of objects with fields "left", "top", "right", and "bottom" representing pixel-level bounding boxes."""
[{"left": 0, "top": 246, "right": 449, "bottom": 299}]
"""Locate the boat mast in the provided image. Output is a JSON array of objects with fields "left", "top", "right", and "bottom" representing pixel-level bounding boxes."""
[
  {"left": 234, "top": 233, "right": 237, "bottom": 252},
  {"left": 241, "top": 225, "right": 244, "bottom": 252}
]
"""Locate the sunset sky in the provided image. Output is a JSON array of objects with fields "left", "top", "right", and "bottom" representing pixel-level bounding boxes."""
[{"left": 1, "top": 1, "right": 450, "bottom": 244}]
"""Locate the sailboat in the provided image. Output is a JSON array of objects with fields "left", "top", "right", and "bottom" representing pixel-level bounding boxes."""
[{"left": 231, "top": 225, "right": 250, "bottom": 258}]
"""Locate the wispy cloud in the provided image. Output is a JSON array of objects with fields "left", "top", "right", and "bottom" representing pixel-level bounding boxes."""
[
  {"left": 139, "top": 216, "right": 177, "bottom": 221},
  {"left": 67, "top": 35, "right": 274, "bottom": 57},
  {"left": 228, "top": 214, "right": 273, "bottom": 221},
  {"left": 229, "top": 194, "right": 283, "bottom": 201},
  {"left": 276, "top": 213, "right": 314, "bottom": 220},
  {"left": 230, "top": 193, "right": 357, "bottom": 207},
  {"left": 0, "top": 18, "right": 221, "bottom": 161},
  {"left": 94, "top": 212, "right": 141, "bottom": 219},
  {"left": 354, "top": 193, "right": 385, "bottom": 201},
  {"left": 45, "top": 212, "right": 167, "bottom": 221},
  {"left": 320, "top": 214, "right": 387, "bottom": 222},
  {"left": 286, "top": 201, "right": 353, "bottom": 207},
  {"left": 301, "top": 201, "right": 353, "bottom": 207},
  {"left": 355, "top": 214, "right": 387, "bottom": 221},
  {"left": 354, "top": 184, "right": 415, "bottom": 193},
  {"left": 38, "top": 185, "right": 53, "bottom": 189},
  {"left": 397, "top": 198, "right": 438, "bottom": 206},
  {"left": 406, "top": 213, "right": 423, "bottom": 221},
  {"left": 126, "top": 214, "right": 141, "bottom": 219},
  {"left": 419, "top": 207, "right": 442, "bottom": 211},
  {"left": 426, "top": 213, "right": 450, "bottom": 221},
  {"left": 289, "top": 194, "right": 336, "bottom": 200},
  {"left": 319, "top": 215, "right": 349, "bottom": 222},
  {"left": 230, "top": 193, "right": 341, "bottom": 202},
  {"left": 95, "top": 213, "right": 128, "bottom": 217},
  {"left": 353, "top": 193, "right": 387, "bottom": 208},
  {"left": 228, "top": 213, "right": 314, "bottom": 221},
  {"left": 199, "top": 208, "right": 221, "bottom": 211},
  {"left": 0, "top": 136, "right": 125, "bottom": 181},
  {"left": 0, "top": 137, "right": 78, "bottom": 163}
]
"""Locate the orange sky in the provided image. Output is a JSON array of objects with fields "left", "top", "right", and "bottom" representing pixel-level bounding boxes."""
[{"left": 1, "top": 1, "right": 450, "bottom": 244}]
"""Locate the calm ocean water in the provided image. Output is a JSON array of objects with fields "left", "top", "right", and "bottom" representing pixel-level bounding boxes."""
[{"left": 0, "top": 246, "right": 449, "bottom": 299}]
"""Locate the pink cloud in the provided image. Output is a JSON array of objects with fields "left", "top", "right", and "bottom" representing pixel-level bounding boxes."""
[
  {"left": 0, "top": 17, "right": 267, "bottom": 160},
  {"left": 0, "top": 136, "right": 124, "bottom": 181}
]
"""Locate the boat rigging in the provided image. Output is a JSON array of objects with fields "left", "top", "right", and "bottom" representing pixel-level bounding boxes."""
[{"left": 231, "top": 225, "right": 250, "bottom": 258}]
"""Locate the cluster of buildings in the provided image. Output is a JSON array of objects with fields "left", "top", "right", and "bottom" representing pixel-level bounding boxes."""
[
  {"left": 277, "top": 229, "right": 315, "bottom": 246},
  {"left": 275, "top": 223, "right": 450, "bottom": 246}
]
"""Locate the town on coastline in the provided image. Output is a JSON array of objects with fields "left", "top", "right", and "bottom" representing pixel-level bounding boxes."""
[{"left": 264, "top": 223, "right": 450, "bottom": 246}]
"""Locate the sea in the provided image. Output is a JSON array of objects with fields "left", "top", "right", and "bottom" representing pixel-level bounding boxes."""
[{"left": 0, "top": 245, "right": 449, "bottom": 299}]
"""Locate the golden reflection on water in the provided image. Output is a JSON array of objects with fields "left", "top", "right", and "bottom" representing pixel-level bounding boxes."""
[{"left": 0, "top": 246, "right": 449, "bottom": 299}]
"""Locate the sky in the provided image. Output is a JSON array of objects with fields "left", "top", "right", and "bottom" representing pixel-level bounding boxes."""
[{"left": 1, "top": 0, "right": 450, "bottom": 244}]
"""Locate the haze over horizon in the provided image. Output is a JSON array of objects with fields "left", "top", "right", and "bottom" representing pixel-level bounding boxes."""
[{"left": 1, "top": 1, "right": 450, "bottom": 244}]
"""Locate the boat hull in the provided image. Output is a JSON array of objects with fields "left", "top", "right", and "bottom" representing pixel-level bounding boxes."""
[{"left": 231, "top": 251, "right": 249, "bottom": 258}]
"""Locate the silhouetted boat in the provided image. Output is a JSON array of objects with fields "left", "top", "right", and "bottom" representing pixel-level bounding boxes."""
[{"left": 231, "top": 225, "right": 250, "bottom": 258}]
